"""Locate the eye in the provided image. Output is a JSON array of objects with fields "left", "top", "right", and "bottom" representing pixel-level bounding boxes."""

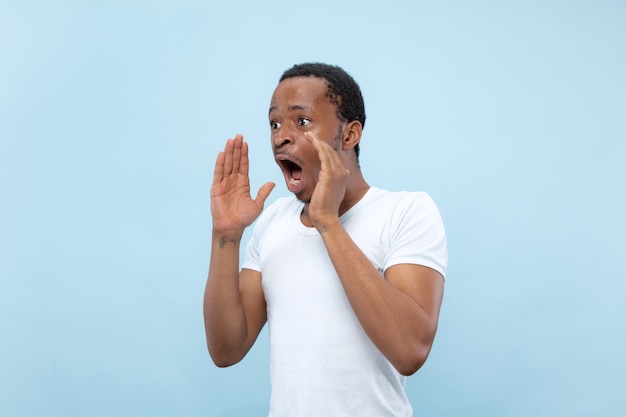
[
  {"left": 270, "top": 120, "right": 281, "bottom": 129},
  {"left": 297, "top": 117, "right": 311, "bottom": 126}
]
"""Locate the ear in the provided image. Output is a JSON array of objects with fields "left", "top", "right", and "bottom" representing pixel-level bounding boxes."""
[{"left": 341, "top": 120, "right": 363, "bottom": 152}]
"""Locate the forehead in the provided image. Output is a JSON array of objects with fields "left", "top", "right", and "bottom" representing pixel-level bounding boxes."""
[{"left": 269, "top": 76, "right": 333, "bottom": 112}]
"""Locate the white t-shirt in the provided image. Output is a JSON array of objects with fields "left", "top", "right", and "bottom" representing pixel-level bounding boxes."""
[{"left": 242, "top": 187, "right": 448, "bottom": 417}]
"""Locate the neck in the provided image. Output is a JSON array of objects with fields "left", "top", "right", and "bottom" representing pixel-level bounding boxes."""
[{"left": 338, "top": 173, "right": 369, "bottom": 216}]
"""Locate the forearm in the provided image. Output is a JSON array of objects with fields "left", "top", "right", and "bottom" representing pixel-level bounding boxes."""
[
  {"left": 318, "top": 220, "right": 440, "bottom": 375},
  {"left": 206, "top": 135, "right": 273, "bottom": 366},
  {"left": 204, "top": 230, "right": 248, "bottom": 365}
]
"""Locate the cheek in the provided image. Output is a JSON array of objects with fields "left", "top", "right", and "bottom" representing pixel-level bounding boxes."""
[
  {"left": 302, "top": 147, "right": 320, "bottom": 170},
  {"left": 306, "top": 160, "right": 322, "bottom": 184}
]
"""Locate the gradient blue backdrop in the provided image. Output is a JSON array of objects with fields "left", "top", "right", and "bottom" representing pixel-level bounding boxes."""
[{"left": 1, "top": 1, "right": 625, "bottom": 416}]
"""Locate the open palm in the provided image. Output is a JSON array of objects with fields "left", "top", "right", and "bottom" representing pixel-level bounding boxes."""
[{"left": 211, "top": 135, "right": 274, "bottom": 233}]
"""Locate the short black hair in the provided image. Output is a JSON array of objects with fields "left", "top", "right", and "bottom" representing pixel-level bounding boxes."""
[{"left": 279, "top": 63, "right": 366, "bottom": 158}]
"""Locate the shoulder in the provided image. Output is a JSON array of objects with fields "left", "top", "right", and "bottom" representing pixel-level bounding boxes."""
[
  {"left": 369, "top": 187, "right": 446, "bottom": 247},
  {"left": 372, "top": 188, "right": 448, "bottom": 277},
  {"left": 367, "top": 187, "right": 440, "bottom": 216}
]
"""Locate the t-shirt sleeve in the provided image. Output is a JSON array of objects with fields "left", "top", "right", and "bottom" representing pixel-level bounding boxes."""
[{"left": 383, "top": 192, "right": 448, "bottom": 278}]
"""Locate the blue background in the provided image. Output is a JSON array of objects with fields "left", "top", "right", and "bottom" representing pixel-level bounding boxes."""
[{"left": 1, "top": 1, "right": 625, "bottom": 416}]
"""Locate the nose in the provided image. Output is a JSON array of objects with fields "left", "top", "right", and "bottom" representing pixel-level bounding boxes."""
[{"left": 272, "top": 126, "right": 294, "bottom": 149}]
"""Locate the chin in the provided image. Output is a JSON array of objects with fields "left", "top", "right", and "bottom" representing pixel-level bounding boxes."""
[{"left": 294, "top": 191, "right": 311, "bottom": 204}]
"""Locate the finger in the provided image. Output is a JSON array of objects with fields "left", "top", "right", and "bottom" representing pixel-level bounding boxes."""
[
  {"left": 304, "top": 130, "right": 322, "bottom": 149},
  {"left": 304, "top": 131, "right": 331, "bottom": 167},
  {"left": 232, "top": 134, "right": 243, "bottom": 174},
  {"left": 212, "top": 151, "right": 225, "bottom": 185},
  {"left": 318, "top": 143, "right": 349, "bottom": 183},
  {"left": 305, "top": 131, "right": 340, "bottom": 173},
  {"left": 239, "top": 140, "right": 250, "bottom": 177},
  {"left": 223, "top": 138, "right": 235, "bottom": 175}
]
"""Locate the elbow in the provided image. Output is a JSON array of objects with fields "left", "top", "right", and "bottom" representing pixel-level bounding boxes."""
[
  {"left": 208, "top": 347, "right": 244, "bottom": 368},
  {"left": 393, "top": 343, "right": 433, "bottom": 376},
  {"left": 394, "top": 356, "right": 426, "bottom": 376},
  {"left": 206, "top": 340, "right": 245, "bottom": 368},
  {"left": 211, "top": 356, "right": 240, "bottom": 368}
]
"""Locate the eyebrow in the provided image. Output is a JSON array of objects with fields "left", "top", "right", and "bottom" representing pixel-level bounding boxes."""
[{"left": 268, "top": 104, "right": 313, "bottom": 115}]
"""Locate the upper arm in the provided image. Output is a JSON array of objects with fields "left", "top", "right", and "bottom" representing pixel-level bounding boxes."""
[
  {"left": 384, "top": 263, "right": 445, "bottom": 337},
  {"left": 239, "top": 267, "right": 267, "bottom": 352}
]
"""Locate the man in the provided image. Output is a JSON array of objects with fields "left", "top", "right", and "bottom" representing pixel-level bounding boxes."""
[{"left": 204, "top": 63, "right": 447, "bottom": 416}]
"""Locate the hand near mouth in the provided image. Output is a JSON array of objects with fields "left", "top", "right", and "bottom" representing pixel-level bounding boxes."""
[
  {"left": 211, "top": 134, "right": 275, "bottom": 235},
  {"left": 304, "top": 131, "right": 350, "bottom": 230}
]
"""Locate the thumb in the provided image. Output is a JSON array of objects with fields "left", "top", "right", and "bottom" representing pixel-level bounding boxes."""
[{"left": 254, "top": 182, "right": 276, "bottom": 207}]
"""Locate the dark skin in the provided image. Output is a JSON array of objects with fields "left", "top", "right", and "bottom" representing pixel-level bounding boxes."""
[{"left": 204, "top": 76, "right": 444, "bottom": 375}]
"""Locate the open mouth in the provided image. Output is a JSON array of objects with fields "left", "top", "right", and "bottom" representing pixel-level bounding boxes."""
[{"left": 277, "top": 158, "right": 303, "bottom": 191}]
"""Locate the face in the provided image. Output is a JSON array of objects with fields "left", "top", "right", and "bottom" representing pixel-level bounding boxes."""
[{"left": 269, "top": 76, "right": 345, "bottom": 203}]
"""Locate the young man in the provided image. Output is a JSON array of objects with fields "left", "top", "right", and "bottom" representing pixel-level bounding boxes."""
[{"left": 204, "top": 63, "right": 447, "bottom": 416}]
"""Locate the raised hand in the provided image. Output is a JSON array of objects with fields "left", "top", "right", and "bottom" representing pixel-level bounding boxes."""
[
  {"left": 211, "top": 134, "right": 275, "bottom": 234},
  {"left": 304, "top": 131, "right": 350, "bottom": 228}
]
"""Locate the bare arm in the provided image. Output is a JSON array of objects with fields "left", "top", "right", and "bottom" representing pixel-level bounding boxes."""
[
  {"left": 318, "top": 224, "right": 443, "bottom": 376},
  {"left": 304, "top": 132, "right": 444, "bottom": 376},
  {"left": 203, "top": 135, "right": 274, "bottom": 367}
]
